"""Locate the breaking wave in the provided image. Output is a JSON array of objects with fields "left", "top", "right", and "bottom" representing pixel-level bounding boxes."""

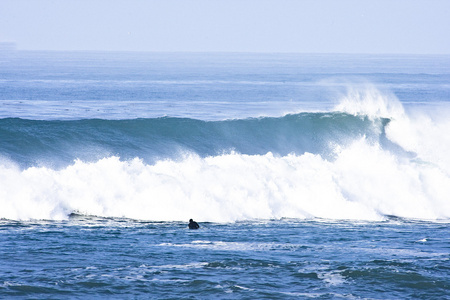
[{"left": 1, "top": 87, "right": 449, "bottom": 221}]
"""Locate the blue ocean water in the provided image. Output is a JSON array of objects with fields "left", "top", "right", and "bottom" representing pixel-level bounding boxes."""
[{"left": 0, "top": 51, "right": 449, "bottom": 298}]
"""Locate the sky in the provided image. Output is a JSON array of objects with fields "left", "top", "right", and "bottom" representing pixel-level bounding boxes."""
[{"left": 1, "top": 0, "right": 450, "bottom": 54}]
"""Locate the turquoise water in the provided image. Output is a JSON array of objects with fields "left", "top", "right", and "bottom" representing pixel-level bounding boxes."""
[{"left": 0, "top": 51, "right": 449, "bottom": 298}]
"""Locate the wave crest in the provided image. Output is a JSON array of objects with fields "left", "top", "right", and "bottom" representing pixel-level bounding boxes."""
[
  {"left": 2, "top": 86, "right": 450, "bottom": 222},
  {"left": 334, "top": 84, "right": 405, "bottom": 119}
]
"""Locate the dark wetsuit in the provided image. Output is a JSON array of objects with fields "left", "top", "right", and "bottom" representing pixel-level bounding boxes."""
[{"left": 188, "top": 219, "right": 200, "bottom": 229}]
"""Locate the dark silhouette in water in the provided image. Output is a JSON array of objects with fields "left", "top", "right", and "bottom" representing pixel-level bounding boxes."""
[{"left": 189, "top": 219, "right": 200, "bottom": 229}]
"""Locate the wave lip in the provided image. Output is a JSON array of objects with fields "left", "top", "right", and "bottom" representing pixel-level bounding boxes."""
[
  {"left": 334, "top": 84, "right": 405, "bottom": 120},
  {"left": 0, "top": 112, "right": 385, "bottom": 168}
]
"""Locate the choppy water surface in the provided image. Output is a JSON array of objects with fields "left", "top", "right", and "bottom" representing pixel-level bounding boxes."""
[{"left": 1, "top": 218, "right": 448, "bottom": 299}]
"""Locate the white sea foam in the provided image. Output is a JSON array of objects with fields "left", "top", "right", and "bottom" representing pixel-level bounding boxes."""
[
  {"left": 335, "top": 84, "right": 450, "bottom": 173},
  {"left": 334, "top": 84, "right": 405, "bottom": 119},
  {"left": 159, "top": 241, "right": 300, "bottom": 251},
  {"left": 318, "top": 271, "right": 347, "bottom": 286},
  {"left": 1, "top": 139, "right": 449, "bottom": 222},
  {"left": 1, "top": 85, "right": 449, "bottom": 222}
]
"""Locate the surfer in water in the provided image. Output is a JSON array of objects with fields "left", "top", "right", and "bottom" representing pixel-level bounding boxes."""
[{"left": 188, "top": 219, "right": 200, "bottom": 229}]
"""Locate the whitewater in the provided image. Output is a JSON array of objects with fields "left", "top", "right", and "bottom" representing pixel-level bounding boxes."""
[
  {"left": 1, "top": 82, "right": 450, "bottom": 222},
  {"left": 0, "top": 51, "right": 449, "bottom": 299}
]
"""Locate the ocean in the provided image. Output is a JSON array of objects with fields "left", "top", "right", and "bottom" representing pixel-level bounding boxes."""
[{"left": 0, "top": 51, "right": 449, "bottom": 299}]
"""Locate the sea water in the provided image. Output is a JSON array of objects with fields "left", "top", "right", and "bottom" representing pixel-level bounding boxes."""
[{"left": 0, "top": 51, "right": 449, "bottom": 299}]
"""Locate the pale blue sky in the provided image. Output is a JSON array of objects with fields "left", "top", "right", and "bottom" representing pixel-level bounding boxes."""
[{"left": 1, "top": 0, "right": 449, "bottom": 54}]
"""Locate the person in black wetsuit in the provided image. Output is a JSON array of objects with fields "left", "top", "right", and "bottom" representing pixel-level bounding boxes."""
[{"left": 188, "top": 219, "right": 200, "bottom": 229}]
